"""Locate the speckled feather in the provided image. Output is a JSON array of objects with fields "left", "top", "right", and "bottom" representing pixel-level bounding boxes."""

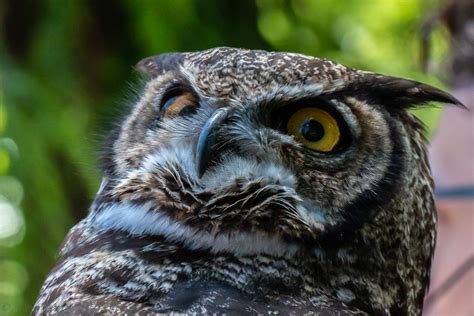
[{"left": 33, "top": 48, "right": 461, "bottom": 315}]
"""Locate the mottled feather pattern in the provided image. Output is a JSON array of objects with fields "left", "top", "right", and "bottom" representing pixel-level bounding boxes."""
[
  {"left": 33, "top": 48, "right": 461, "bottom": 315},
  {"left": 34, "top": 220, "right": 366, "bottom": 315}
]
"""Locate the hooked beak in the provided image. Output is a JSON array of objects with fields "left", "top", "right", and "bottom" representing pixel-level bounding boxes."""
[{"left": 195, "top": 108, "right": 229, "bottom": 177}]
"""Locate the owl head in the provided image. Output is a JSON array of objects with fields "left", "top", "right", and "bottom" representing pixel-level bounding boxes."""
[{"left": 91, "top": 47, "right": 461, "bottom": 312}]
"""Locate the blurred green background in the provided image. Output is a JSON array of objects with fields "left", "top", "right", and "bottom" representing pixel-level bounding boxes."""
[{"left": 0, "top": 0, "right": 451, "bottom": 314}]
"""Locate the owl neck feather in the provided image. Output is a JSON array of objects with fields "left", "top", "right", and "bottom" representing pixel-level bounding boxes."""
[{"left": 91, "top": 201, "right": 301, "bottom": 257}]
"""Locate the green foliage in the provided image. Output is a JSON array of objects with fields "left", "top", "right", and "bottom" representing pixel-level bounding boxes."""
[
  {"left": 0, "top": 0, "right": 448, "bottom": 314},
  {"left": 256, "top": 0, "right": 447, "bottom": 131}
]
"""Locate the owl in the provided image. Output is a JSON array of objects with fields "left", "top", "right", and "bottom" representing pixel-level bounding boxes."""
[{"left": 33, "top": 48, "right": 462, "bottom": 315}]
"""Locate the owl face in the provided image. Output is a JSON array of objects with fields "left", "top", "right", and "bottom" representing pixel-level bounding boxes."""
[{"left": 94, "top": 48, "right": 459, "bottom": 256}]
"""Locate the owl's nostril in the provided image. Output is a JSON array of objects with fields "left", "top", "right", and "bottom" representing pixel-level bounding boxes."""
[{"left": 195, "top": 108, "right": 229, "bottom": 177}]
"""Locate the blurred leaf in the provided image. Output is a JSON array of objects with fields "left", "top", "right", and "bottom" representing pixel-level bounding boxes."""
[{"left": 0, "top": 150, "right": 9, "bottom": 175}]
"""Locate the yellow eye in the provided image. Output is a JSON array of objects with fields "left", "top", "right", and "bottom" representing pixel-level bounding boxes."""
[
  {"left": 162, "top": 92, "right": 197, "bottom": 117},
  {"left": 287, "top": 107, "right": 341, "bottom": 152}
]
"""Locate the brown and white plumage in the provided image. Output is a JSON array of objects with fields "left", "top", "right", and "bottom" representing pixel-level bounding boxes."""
[{"left": 33, "top": 48, "right": 462, "bottom": 315}]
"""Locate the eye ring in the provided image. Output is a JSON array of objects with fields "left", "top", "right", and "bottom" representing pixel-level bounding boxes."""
[{"left": 287, "top": 107, "right": 342, "bottom": 152}]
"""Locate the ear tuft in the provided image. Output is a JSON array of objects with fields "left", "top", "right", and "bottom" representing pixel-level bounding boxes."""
[
  {"left": 402, "top": 80, "right": 466, "bottom": 108},
  {"left": 347, "top": 73, "right": 466, "bottom": 109},
  {"left": 135, "top": 53, "right": 185, "bottom": 76}
]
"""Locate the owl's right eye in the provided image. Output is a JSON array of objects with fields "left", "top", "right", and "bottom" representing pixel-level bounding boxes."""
[
  {"left": 287, "top": 107, "right": 341, "bottom": 152},
  {"left": 161, "top": 90, "right": 198, "bottom": 117},
  {"left": 272, "top": 99, "right": 352, "bottom": 153}
]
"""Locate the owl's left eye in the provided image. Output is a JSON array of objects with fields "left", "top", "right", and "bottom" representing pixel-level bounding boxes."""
[
  {"left": 286, "top": 107, "right": 342, "bottom": 152},
  {"left": 161, "top": 91, "right": 198, "bottom": 117}
]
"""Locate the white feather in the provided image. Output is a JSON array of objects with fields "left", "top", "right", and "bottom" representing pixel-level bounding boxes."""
[{"left": 92, "top": 202, "right": 300, "bottom": 257}]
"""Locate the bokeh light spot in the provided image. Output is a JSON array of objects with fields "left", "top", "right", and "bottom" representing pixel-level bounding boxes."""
[
  {"left": 0, "top": 200, "right": 23, "bottom": 240},
  {"left": 0, "top": 176, "right": 24, "bottom": 205}
]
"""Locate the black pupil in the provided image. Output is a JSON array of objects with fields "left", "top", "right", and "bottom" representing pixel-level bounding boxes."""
[{"left": 300, "top": 119, "right": 325, "bottom": 142}]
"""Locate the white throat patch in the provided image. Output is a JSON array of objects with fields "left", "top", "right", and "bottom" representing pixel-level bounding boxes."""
[{"left": 91, "top": 202, "right": 300, "bottom": 257}]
